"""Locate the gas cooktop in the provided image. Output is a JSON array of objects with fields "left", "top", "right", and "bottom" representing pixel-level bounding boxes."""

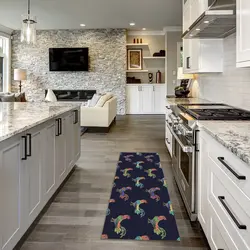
[{"left": 177, "top": 103, "right": 250, "bottom": 120}]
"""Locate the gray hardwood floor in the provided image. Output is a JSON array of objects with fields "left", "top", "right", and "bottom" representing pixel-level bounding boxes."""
[{"left": 20, "top": 115, "right": 210, "bottom": 250}]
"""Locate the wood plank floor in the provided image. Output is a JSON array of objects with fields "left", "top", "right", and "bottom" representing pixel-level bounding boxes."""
[{"left": 20, "top": 115, "right": 210, "bottom": 250}]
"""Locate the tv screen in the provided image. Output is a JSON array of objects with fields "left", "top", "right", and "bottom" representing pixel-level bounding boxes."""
[{"left": 49, "top": 48, "right": 89, "bottom": 71}]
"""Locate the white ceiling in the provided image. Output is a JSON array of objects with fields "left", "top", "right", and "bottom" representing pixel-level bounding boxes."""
[{"left": 0, "top": 0, "right": 182, "bottom": 30}]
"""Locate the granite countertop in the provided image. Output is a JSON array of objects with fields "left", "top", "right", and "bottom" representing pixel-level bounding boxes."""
[
  {"left": 0, "top": 102, "right": 80, "bottom": 143},
  {"left": 166, "top": 97, "right": 211, "bottom": 105},
  {"left": 199, "top": 121, "right": 250, "bottom": 166}
]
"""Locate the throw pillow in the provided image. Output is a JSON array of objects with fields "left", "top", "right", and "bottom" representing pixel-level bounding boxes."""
[
  {"left": 89, "top": 94, "right": 102, "bottom": 107},
  {"left": 95, "top": 93, "right": 113, "bottom": 107},
  {"left": 1, "top": 93, "right": 15, "bottom": 102}
]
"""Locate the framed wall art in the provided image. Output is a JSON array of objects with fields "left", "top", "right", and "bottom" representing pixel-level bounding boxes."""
[{"left": 127, "top": 49, "right": 143, "bottom": 70}]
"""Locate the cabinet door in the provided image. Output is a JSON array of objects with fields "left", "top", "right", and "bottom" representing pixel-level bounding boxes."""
[
  {"left": 140, "top": 85, "right": 153, "bottom": 114},
  {"left": 66, "top": 113, "right": 74, "bottom": 172},
  {"left": 153, "top": 85, "right": 165, "bottom": 114},
  {"left": 73, "top": 110, "right": 81, "bottom": 163},
  {"left": 42, "top": 123, "right": 56, "bottom": 202},
  {"left": 190, "top": 39, "right": 200, "bottom": 72},
  {"left": 198, "top": 133, "right": 209, "bottom": 234},
  {"left": 0, "top": 136, "right": 24, "bottom": 250},
  {"left": 55, "top": 118, "right": 67, "bottom": 185},
  {"left": 183, "top": 39, "right": 191, "bottom": 73},
  {"left": 25, "top": 130, "right": 42, "bottom": 228},
  {"left": 126, "top": 86, "right": 140, "bottom": 114},
  {"left": 183, "top": 2, "right": 191, "bottom": 32},
  {"left": 236, "top": 0, "right": 250, "bottom": 67}
]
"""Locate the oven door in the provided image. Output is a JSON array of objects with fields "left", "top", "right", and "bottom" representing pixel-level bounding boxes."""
[{"left": 168, "top": 124, "right": 196, "bottom": 220}]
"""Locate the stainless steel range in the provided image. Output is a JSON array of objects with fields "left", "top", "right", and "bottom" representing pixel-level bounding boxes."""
[{"left": 167, "top": 103, "right": 250, "bottom": 221}]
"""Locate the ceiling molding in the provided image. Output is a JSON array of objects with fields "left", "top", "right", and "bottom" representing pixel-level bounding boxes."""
[
  {"left": 0, "top": 24, "right": 13, "bottom": 37},
  {"left": 163, "top": 26, "right": 182, "bottom": 32},
  {"left": 127, "top": 30, "right": 165, "bottom": 36}
]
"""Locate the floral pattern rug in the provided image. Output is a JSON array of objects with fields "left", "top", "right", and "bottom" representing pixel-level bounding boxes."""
[{"left": 101, "top": 152, "right": 180, "bottom": 241}]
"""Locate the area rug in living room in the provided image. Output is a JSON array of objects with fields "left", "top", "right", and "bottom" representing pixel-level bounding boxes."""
[{"left": 101, "top": 152, "right": 180, "bottom": 241}]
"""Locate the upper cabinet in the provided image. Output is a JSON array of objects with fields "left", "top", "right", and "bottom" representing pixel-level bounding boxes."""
[
  {"left": 183, "top": 38, "right": 223, "bottom": 73},
  {"left": 236, "top": 0, "right": 250, "bottom": 68},
  {"left": 183, "top": 0, "right": 208, "bottom": 33}
]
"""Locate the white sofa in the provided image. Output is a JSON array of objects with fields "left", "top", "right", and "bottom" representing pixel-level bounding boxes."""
[{"left": 80, "top": 96, "right": 117, "bottom": 129}]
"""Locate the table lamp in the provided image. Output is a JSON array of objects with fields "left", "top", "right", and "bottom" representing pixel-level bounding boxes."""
[{"left": 14, "top": 69, "right": 27, "bottom": 93}]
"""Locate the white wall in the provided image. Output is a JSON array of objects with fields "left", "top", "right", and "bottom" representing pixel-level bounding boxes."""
[{"left": 192, "top": 33, "right": 250, "bottom": 110}]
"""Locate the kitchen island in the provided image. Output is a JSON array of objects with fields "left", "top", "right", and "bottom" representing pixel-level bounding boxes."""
[{"left": 0, "top": 102, "right": 81, "bottom": 250}]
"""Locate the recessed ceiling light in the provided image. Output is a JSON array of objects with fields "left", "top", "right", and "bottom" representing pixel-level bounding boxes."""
[
  {"left": 204, "top": 21, "right": 209, "bottom": 24},
  {"left": 142, "top": 28, "right": 146, "bottom": 31},
  {"left": 190, "top": 34, "right": 193, "bottom": 37},
  {"left": 80, "top": 24, "right": 86, "bottom": 27},
  {"left": 196, "top": 28, "right": 201, "bottom": 31},
  {"left": 130, "top": 22, "right": 135, "bottom": 26}
]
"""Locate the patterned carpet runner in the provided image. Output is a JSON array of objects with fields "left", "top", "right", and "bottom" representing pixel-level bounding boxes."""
[{"left": 101, "top": 152, "right": 180, "bottom": 241}]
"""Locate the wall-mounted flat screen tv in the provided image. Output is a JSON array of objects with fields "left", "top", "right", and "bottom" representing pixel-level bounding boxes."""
[{"left": 49, "top": 48, "right": 89, "bottom": 71}]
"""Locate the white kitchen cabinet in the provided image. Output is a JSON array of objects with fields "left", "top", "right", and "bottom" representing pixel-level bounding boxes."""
[
  {"left": 197, "top": 133, "right": 209, "bottom": 235},
  {"left": 73, "top": 110, "right": 81, "bottom": 162},
  {"left": 183, "top": 38, "right": 223, "bottom": 73},
  {"left": 126, "top": 85, "right": 166, "bottom": 114},
  {"left": 66, "top": 113, "right": 74, "bottom": 172},
  {"left": 199, "top": 129, "right": 250, "bottom": 250},
  {"left": 183, "top": 1, "right": 191, "bottom": 32},
  {"left": 55, "top": 117, "right": 67, "bottom": 184},
  {"left": 140, "top": 85, "right": 153, "bottom": 114},
  {"left": 42, "top": 122, "right": 56, "bottom": 203},
  {"left": 23, "top": 129, "right": 42, "bottom": 229},
  {"left": 236, "top": 0, "right": 250, "bottom": 68},
  {"left": 0, "top": 136, "right": 24, "bottom": 250},
  {"left": 153, "top": 85, "right": 166, "bottom": 114},
  {"left": 126, "top": 85, "right": 141, "bottom": 114}
]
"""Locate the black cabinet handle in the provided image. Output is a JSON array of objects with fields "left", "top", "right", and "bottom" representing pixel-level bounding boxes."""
[
  {"left": 58, "top": 118, "right": 62, "bottom": 135},
  {"left": 218, "top": 157, "right": 246, "bottom": 180},
  {"left": 56, "top": 119, "right": 60, "bottom": 136},
  {"left": 26, "top": 133, "right": 32, "bottom": 157},
  {"left": 218, "top": 196, "right": 247, "bottom": 230},
  {"left": 166, "top": 138, "right": 170, "bottom": 144},
  {"left": 187, "top": 57, "right": 190, "bottom": 69},
  {"left": 21, "top": 136, "right": 27, "bottom": 160},
  {"left": 74, "top": 110, "right": 78, "bottom": 124}
]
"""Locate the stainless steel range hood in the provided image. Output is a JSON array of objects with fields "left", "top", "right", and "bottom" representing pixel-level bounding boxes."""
[{"left": 182, "top": 0, "right": 236, "bottom": 39}]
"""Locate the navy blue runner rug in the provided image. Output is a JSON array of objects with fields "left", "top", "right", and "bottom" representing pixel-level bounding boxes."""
[{"left": 101, "top": 152, "right": 180, "bottom": 241}]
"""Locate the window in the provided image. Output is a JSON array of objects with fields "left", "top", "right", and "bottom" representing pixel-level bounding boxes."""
[{"left": 0, "top": 36, "right": 10, "bottom": 92}]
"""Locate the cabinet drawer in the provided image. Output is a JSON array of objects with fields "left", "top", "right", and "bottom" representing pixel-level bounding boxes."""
[
  {"left": 209, "top": 205, "right": 236, "bottom": 250},
  {"left": 209, "top": 166, "right": 250, "bottom": 250},
  {"left": 208, "top": 136, "right": 250, "bottom": 201}
]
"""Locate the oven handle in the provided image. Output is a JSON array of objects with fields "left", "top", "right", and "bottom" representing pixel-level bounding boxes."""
[{"left": 167, "top": 124, "right": 193, "bottom": 153}]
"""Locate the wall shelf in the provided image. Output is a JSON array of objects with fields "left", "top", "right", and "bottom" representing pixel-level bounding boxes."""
[
  {"left": 126, "top": 70, "right": 149, "bottom": 73},
  {"left": 126, "top": 43, "right": 149, "bottom": 46},
  {"left": 143, "top": 57, "right": 165, "bottom": 60}
]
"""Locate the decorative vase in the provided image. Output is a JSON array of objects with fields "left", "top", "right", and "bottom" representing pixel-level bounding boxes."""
[{"left": 45, "top": 89, "right": 57, "bottom": 102}]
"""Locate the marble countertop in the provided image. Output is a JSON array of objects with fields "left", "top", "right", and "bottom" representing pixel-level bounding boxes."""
[
  {"left": 199, "top": 121, "right": 250, "bottom": 166},
  {"left": 166, "top": 97, "right": 211, "bottom": 105},
  {"left": 0, "top": 102, "right": 80, "bottom": 143}
]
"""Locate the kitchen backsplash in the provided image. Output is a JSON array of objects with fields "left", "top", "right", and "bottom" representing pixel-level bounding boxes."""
[
  {"left": 192, "top": 33, "right": 250, "bottom": 110},
  {"left": 11, "top": 29, "right": 127, "bottom": 114}
]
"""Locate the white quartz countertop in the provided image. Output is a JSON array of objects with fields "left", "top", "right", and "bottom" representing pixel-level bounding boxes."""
[
  {"left": 199, "top": 121, "right": 250, "bottom": 166},
  {"left": 166, "top": 97, "right": 211, "bottom": 105},
  {"left": 0, "top": 102, "right": 80, "bottom": 143}
]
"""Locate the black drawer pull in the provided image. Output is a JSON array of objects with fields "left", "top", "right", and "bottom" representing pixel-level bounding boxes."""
[
  {"left": 55, "top": 119, "right": 60, "bottom": 136},
  {"left": 218, "top": 157, "right": 246, "bottom": 180},
  {"left": 58, "top": 118, "right": 62, "bottom": 135},
  {"left": 26, "top": 133, "right": 32, "bottom": 157},
  {"left": 74, "top": 110, "right": 78, "bottom": 124},
  {"left": 21, "top": 136, "right": 27, "bottom": 160},
  {"left": 218, "top": 196, "right": 247, "bottom": 230}
]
